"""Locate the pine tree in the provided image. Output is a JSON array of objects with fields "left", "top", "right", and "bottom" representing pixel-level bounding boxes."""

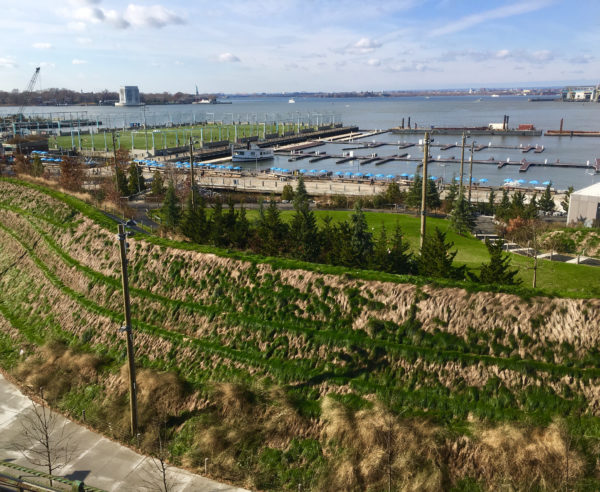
[
  {"left": 385, "top": 182, "right": 404, "bottom": 204},
  {"left": 443, "top": 181, "right": 458, "bottom": 212},
  {"left": 487, "top": 189, "right": 496, "bottom": 216},
  {"left": 115, "top": 165, "right": 129, "bottom": 196},
  {"left": 475, "top": 239, "right": 521, "bottom": 285},
  {"left": 524, "top": 193, "right": 538, "bottom": 219},
  {"left": 290, "top": 177, "right": 320, "bottom": 261},
  {"left": 257, "top": 199, "right": 288, "bottom": 256},
  {"left": 349, "top": 203, "right": 373, "bottom": 268},
  {"left": 388, "top": 223, "right": 414, "bottom": 274},
  {"left": 210, "top": 199, "right": 227, "bottom": 247},
  {"left": 318, "top": 215, "right": 339, "bottom": 265},
  {"left": 372, "top": 224, "right": 390, "bottom": 271},
  {"left": 127, "top": 163, "right": 145, "bottom": 195},
  {"left": 233, "top": 205, "right": 250, "bottom": 249},
  {"left": 509, "top": 190, "right": 526, "bottom": 219},
  {"left": 31, "top": 155, "right": 44, "bottom": 177},
  {"left": 151, "top": 171, "right": 165, "bottom": 196},
  {"left": 223, "top": 199, "right": 238, "bottom": 246},
  {"left": 405, "top": 175, "right": 441, "bottom": 210},
  {"left": 538, "top": 183, "right": 555, "bottom": 214},
  {"left": 180, "top": 193, "right": 207, "bottom": 243},
  {"left": 449, "top": 194, "right": 475, "bottom": 236},
  {"left": 418, "top": 227, "right": 466, "bottom": 280},
  {"left": 495, "top": 188, "right": 511, "bottom": 221},
  {"left": 161, "top": 180, "right": 180, "bottom": 229},
  {"left": 561, "top": 186, "right": 574, "bottom": 213}
]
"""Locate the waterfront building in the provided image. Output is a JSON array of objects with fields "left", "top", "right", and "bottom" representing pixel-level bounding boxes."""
[
  {"left": 115, "top": 86, "right": 141, "bottom": 106},
  {"left": 561, "top": 85, "right": 599, "bottom": 102}
]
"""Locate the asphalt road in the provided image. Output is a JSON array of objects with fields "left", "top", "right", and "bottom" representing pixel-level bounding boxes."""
[{"left": 0, "top": 373, "right": 248, "bottom": 492}]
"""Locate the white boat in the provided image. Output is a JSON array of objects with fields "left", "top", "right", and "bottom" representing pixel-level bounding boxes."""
[
  {"left": 288, "top": 98, "right": 295, "bottom": 103},
  {"left": 491, "top": 94, "right": 500, "bottom": 98},
  {"left": 232, "top": 144, "right": 274, "bottom": 162}
]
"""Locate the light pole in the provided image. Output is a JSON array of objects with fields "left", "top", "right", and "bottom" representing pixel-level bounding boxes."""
[{"left": 419, "top": 132, "right": 431, "bottom": 252}]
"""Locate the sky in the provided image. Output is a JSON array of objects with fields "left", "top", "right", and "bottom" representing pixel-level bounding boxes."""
[{"left": 1, "top": 0, "right": 599, "bottom": 93}]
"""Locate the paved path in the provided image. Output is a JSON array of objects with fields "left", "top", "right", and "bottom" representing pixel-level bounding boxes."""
[{"left": 0, "top": 374, "right": 248, "bottom": 492}]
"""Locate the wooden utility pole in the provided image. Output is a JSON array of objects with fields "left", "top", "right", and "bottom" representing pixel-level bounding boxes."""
[
  {"left": 189, "top": 137, "right": 196, "bottom": 210},
  {"left": 459, "top": 133, "right": 466, "bottom": 196},
  {"left": 112, "top": 130, "right": 119, "bottom": 194},
  {"left": 117, "top": 224, "right": 138, "bottom": 437},
  {"left": 468, "top": 141, "right": 474, "bottom": 204},
  {"left": 419, "top": 132, "right": 430, "bottom": 252}
]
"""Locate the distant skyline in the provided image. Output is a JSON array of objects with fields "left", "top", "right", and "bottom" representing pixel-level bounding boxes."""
[{"left": 1, "top": 0, "right": 599, "bottom": 93}]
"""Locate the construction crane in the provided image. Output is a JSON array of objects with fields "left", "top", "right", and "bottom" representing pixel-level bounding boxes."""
[{"left": 17, "top": 66, "right": 41, "bottom": 117}]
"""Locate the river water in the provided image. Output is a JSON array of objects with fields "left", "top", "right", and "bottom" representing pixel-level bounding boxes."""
[{"left": 2, "top": 96, "right": 599, "bottom": 191}]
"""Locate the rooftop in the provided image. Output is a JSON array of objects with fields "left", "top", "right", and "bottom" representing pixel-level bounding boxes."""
[{"left": 572, "top": 182, "right": 600, "bottom": 197}]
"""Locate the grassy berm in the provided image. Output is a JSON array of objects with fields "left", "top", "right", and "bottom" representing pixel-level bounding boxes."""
[{"left": 1, "top": 178, "right": 600, "bottom": 491}]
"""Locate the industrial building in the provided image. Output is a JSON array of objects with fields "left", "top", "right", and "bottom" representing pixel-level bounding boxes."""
[
  {"left": 115, "top": 86, "right": 141, "bottom": 106},
  {"left": 561, "top": 85, "right": 600, "bottom": 102},
  {"left": 567, "top": 183, "right": 600, "bottom": 226}
]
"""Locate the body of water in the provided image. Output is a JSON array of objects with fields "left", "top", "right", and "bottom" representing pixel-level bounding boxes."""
[{"left": 3, "top": 96, "right": 599, "bottom": 191}]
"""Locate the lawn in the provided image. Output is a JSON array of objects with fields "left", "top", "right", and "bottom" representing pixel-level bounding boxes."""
[
  {"left": 242, "top": 208, "right": 600, "bottom": 295},
  {"left": 51, "top": 122, "right": 304, "bottom": 151}
]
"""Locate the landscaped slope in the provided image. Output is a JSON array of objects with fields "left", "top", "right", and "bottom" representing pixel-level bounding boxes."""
[{"left": 1, "top": 178, "right": 599, "bottom": 491}]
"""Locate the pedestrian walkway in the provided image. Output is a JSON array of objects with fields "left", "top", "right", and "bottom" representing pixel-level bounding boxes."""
[{"left": 0, "top": 373, "right": 248, "bottom": 492}]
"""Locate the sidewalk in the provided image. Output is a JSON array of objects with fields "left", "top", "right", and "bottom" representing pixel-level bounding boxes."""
[{"left": 0, "top": 373, "right": 248, "bottom": 492}]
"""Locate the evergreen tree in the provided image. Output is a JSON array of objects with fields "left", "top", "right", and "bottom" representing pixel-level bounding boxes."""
[
  {"left": 495, "top": 188, "right": 511, "bottom": 221},
  {"left": 509, "top": 190, "right": 526, "bottom": 219},
  {"left": 127, "top": 163, "right": 145, "bottom": 195},
  {"left": 151, "top": 171, "right": 165, "bottom": 196},
  {"left": 161, "top": 180, "right": 180, "bottom": 229},
  {"left": 475, "top": 239, "right": 521, "bottom": 285},
  {"left": 487, "top": 189, "right": 496, "bottom": 216},
  {"left": 449, "top": 194, "right": 475, "bottom": 236},
  {"left": 115, "top": 165, "right": 129, "bottom": 196},
  {"left": 233, "top": 205, "right": 250, "bottom": 249},
  {"left": 223, "top": 199, "right": 238, "bottom": 246},
  {"left": 281, "top": 184, "right": 294, "bottom": 202},
  {"left": 405, "top": 175, "right": 441, "bottom": 210},
  {"left": 318, "top": 215, "right": 340, "bottom": 265},
  {"left": 561, "top": 186, "right": 574, "bottom": 213},
  {"left": 538, "top": 183, "right": 555, "bottom": 214},
  {"left": 524, "top": 193, "right": 538, "bottom": 219},
  {"left": 257, "top": 199, "right": 288, "bottom": 256},
  {"left": 372, "top": 224, "right": 390, "bottom": 271},
  {"left": 335, "top": 221, "right": 355, "bottom": 267},
  {"left": 290, "top": 177, "right": 320, "bottom": 261},
  {"left": 418, "top": 227, "right": 466, "bottom": 280},
  {"left": 349, "top": 203, "right": 373, "bottom": 268},
  {"left": 385, "top": 182, "right": 404, "bottom": 204},
  {"left": 180, "top": 193, "right": 207, "bottom": 243},
  {"left": 210, "top": 199, "right": 227, "bottom": 247},
  {"left": 388, "top": 222, "right": 414, "bottom": 274},
  {"left": 443, "top": 181, "right": 458, "bottom": 212}
]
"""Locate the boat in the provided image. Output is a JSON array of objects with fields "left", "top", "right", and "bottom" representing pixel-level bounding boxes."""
[
  {"left": 491, "top": 94, "right": 500, "bottom": 98},
  {"left": 232, "top": 144, "right": 274, "bottom": 162},
  {"left": 288, "top": 98, "right": 295, "bottom": 104}
]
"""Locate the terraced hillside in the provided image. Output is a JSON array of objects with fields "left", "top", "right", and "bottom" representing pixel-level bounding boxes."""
[{"left": 1, "top": 178, "right": 600, "bottom": 491}]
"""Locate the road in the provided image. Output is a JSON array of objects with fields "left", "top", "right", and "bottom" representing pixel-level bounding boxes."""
[{"left": 0, "top": 373, "right": 248, "bottom": 492}]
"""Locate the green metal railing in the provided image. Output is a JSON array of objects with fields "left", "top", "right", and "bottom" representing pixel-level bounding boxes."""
[{"left": 0, "top": 461, "right": 106, "bottom": 492}]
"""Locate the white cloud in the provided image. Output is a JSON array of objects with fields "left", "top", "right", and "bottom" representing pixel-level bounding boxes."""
[
  {"left": 38, "top": 61, "right": 56, "bottom": 69},
  {"left": 430, "top": 1, "right": 552, "bottom": 37},
  {"left": 73, "top": 6, "right": 105, "bottom": 23},
  {"left": 568, "top": 54, "right": 594, "bottom": 64},
  {"left": 76, "top": 37, "right": 93, "bottom": 45},
  {"left": 218, "top": 52, "right": 240, "bottom": 62},
  {"left": 68, "top": 22, "right": 87, "bottom": 31},
  {"left": 354, "top": 37, "right": 381, "bottom": 53},
  {"left": 104, "top": 9, "right": 130, "bottom": 29},
  {"left": 33, "top": 42, "right": 52, "bottom": 49},
  {"left": 367, "top": 58, "right": 381, "bottom": 67},
  {"left": 72, "top": 59, "right": 88, "bottom": 64},
  {"left": 123, "top": 4, "right": 184, "bottom": 28},
  {"left": 0, "top": 56, "right": 18, "bottom": 69}
]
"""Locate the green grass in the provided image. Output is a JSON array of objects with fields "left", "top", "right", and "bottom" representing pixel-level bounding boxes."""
[{"left": 51, "top": 122, "right": 308, "bottom": 151}]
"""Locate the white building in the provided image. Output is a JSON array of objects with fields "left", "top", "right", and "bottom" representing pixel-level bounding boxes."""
[
  {"left": 567, "top": 182, "right": 600, "bottom": 226},
  {"left": 115, "top": 86, "right": 141, "bottom": 106}
]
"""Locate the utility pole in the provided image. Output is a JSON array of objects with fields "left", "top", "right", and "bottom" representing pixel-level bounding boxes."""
[
  {"left": 468, "top": 141, "right": 474, "bottom": 204},
  {"left": 459, "top": 133, "right": 466, "bottom": 196},
  {"left": 189, "top": 136, "right": 196, "bottom": 210},
  {"left": 112, "top": 130, "right": 119, "bottom": 195},
  {"left": 419, "top": 132, "right": 430, "bottom": 252},
  {"left": 117, "top": 224, "right": 138, "bottom": 437}
]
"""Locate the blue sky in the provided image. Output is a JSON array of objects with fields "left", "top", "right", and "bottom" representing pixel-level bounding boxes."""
[{"left": 1, "top": 0, "right": 598, "bottom": 93}]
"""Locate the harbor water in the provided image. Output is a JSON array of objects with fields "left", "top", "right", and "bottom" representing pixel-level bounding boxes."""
[{"left": 2, "top": 96, "right": 599, "bottom": 191}]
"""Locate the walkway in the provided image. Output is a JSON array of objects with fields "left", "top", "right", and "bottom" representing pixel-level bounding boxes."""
[{"left": 0, "top": 373, "right": 248, "bottom": 492}]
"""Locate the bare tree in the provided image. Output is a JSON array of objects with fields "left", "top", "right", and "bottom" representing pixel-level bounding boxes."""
[
  {"left": 140, "top": 423, "right": 177, "bottom": 492},
  {"left": 16, "top": 394, "right": 75, "bottom": 485}
]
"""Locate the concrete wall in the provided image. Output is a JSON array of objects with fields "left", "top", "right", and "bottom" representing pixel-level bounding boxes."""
[{"left": 568, "top": 193, "right": 600, "bottom": 225}]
